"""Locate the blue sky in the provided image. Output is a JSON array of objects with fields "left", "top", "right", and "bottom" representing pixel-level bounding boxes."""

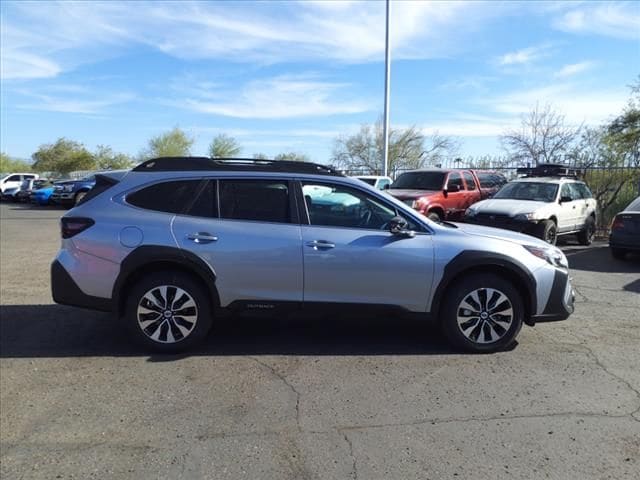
[{"left": 1, "top": 0, "right": 639, "bottom": 163}]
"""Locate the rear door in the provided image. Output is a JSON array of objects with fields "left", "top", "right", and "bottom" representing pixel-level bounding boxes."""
[
  {"left": 461, "top": 171, "right": 482, "bottom": 207},
  {"left": 444, "top": 172, "right": 466, "bottom": 219},
  {"left": 172, "top": 178, "right": 304, "bottom": 307},
  {"left": 557, "top": 183, "right": 581, "bottom": 232}
]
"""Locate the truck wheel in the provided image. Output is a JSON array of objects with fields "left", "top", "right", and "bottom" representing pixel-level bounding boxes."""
[
  {"left": 74, "top": 191, "right": 87, "bottom": 206},
  {"left": 577, "top": 217, "right": 595, "bottom": 245},
  {"left": 441, "top": 273, "right": 524, "bottom": 353},
  {"left": 536, "top": 220, "right": 557, "bottom": 245},
  {"left": 427, "top": 211, "right": 442, "bottom": 222}
]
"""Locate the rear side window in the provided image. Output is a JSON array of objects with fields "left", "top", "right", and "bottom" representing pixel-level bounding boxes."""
[
  {"left": 575, "top": 183, "right": 593, "bottom": 199},
  {"left": 219, "top": 180, "right": 290, "bottom": 223},
  {"left": 462, "top": 172, "right": 477, "bottom": 190},
  {"left": 127, "top": 180, "right": 202, "bottom": 214},
  {"left": 447, "top": 172, "right": 464, "bottom": 190}
]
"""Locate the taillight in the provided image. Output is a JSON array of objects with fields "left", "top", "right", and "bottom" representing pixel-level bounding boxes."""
[
  {"left": 611, "top": 215, "right": 624, "bottom": 231},
  {"left": 61, "top": 217, "right": 94, "bottom": 239}
]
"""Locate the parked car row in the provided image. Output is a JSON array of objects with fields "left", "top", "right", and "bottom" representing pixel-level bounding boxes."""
[
  {"left": 373, "top": 165, "right": 597, "bottom": 247},
  {"left": 0, "top": 172, "right": 105, "bottom": 207}
]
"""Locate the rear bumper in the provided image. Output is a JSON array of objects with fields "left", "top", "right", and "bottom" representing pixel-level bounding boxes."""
[
  {"left": 531, "top": 269, "right": 575, "bottom": 323},
  {"left": 51, "top": 260, "right": 112, "bottom": 312},
  {"left": 609, "top": 232, "right": 640, "bottom": 250}
]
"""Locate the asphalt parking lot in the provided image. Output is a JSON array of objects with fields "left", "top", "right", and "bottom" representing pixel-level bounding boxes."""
[{"left": 1, "top": 202, "right": 639, "bottom": 480}]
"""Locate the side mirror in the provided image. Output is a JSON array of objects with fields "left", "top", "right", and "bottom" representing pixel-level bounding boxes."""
[
  {"left": 446, "top": 184, "right": 460, "bottom": 193},
  {"left": 388, "top": 216, "right": 415, "bottom": 238},
  {"left": 560, "top": 195, "right": 572, "bottom": 203}
]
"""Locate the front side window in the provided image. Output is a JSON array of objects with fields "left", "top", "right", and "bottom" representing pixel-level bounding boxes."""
[
  {"left": 6, "top": 175, "right": 21, "bottom": 182},
  {"left": 447, "top": 172, "right": 464, "bottom": 190},
  {"left": 302, "top": 182, "right": 397, "bottom": 230},
  {"left": 219, "top": 180, "right": 290, "bottom": 223},
  {"left": 462, "top": 172, "right": 477, "bottom": 190},
  {"left": 575, "top": 183, "right": 593, "bottom": 199},
  {"left": 127, "top": 180, "right": 202, "bottom": 214}
]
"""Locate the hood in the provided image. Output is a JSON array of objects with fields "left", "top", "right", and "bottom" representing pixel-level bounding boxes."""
[
  {"left": 387, "top": 189, "right": 439, "bottom": 200},
  {"left": 470, "top": 198, "right": 552, "bottom": 216},
  {"left": 454, "top": 222, "right": 550, "bottom": 248}
]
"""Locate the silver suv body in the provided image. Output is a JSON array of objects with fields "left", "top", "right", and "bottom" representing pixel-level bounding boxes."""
[{"left": 51, "top": 158, "right": 575, "bottom": 353}]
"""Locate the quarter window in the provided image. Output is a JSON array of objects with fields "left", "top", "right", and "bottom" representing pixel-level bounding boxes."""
[
  {"left": 127, "top": 180, "right": 202, "bottom": 214},
  {"left": 219, "top": 180, "right": 290, "bottom": 223}
]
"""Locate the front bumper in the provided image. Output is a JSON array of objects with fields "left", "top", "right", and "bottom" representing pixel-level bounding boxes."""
[
  {"left": 531, "top": 269, "right": 575, "bottom": 323},
  {"left": 465, "top": 216, "right": 539, "bottom": 235},
  {"left": 51, "top": 192, "right": 75, "bottom": 203}
]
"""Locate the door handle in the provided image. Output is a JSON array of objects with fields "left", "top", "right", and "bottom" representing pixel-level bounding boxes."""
[
  {"left": 186, "top": 232, "right": 218, "bottom": 244},
  {"left": 306, "top": 240, "right": 336, "bottom": 250}
]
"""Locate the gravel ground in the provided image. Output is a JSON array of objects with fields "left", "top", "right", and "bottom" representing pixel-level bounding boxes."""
[{"left": 1, "top": 202, "right": 639, "bottom": 480}]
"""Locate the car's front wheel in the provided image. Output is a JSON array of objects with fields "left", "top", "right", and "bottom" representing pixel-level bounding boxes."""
[
  {"left": 441, "top": 274, "right": 524, "bottom": 353},
  {"left": 124, "top": 271, "right": 213, "bottom": 353},
  {"left": 536, "top": 219, "right": 557, "bottom": 245}
]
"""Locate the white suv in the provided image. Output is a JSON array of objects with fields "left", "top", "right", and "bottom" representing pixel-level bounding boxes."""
[{"left": 465, "top": 167, "right": 597, "bottom": 245}]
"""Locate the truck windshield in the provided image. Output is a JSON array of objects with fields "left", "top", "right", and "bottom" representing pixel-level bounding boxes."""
[
  {"left": 391, "top": 172, "right": 445, "bottom": 190},
  {"left": 494, "top": 182, "right": 558, "bottom": 202}
]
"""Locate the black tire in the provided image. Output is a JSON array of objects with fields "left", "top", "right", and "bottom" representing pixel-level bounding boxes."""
[
  {"left": 124, "top": 271, "right": 213, "bottom": 353},
  {"left": 611, "top": 247, "right": 627, "bottom": 260},
  {"left": 427, "top": 211, "right": 442, "bottom": 222},
  {"left": 536, "top": 219, "right": 557, "bottom": 245},
  {"left": 441, "top": 273, "right": 524, "bottom": 353},
  {"left": 577, "top": 216, "right": 595, "bottom": 246},
  {"left": 74, "top": 190, "right": 87, "bottom": 206}
]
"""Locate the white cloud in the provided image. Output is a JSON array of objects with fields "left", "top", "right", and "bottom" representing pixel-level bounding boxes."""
[
  {"left": 553, "top": 2, "right": 640, "bottom": 40},
  {"left": 172, "top": 75, "right": 371, "bottom": 119},
  {"left": 15, "top": 87, "right": 135, "bottom": 114},
  {"left": 0, "top": 0, "right": 509, "bottom": 79},
  {"left": 497, "top": 44, "right": 551, "bottom": 66},
  {"left": 554, "top": 61, "right": 596, "bottom": 78}
]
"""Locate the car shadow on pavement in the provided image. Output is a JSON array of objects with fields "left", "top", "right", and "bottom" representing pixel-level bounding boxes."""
[
  {"left": 563, "top": 245, "right": 640, "bottom": 273},
  {"left": 0, "top": 304, "right": 464, "bottom": 359}
]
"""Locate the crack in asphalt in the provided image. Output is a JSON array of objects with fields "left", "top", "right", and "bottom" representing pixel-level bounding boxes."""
[
  {"left": 249, "top": 357, "right": 301, "bottom": 431},
  {"left": 339, "top": 431, "right": 358, "bottom": 480}
]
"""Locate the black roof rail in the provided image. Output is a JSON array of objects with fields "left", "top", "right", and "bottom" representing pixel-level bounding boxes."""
[
  {"left": 516, "top": 163, "right": 583, "bottom": 178},
  {"left": 132, "top": 157, "right": 344, "bottom": 176}
]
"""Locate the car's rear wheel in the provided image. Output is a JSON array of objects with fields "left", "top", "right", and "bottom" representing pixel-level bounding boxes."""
[
  {"left": 577, "top": 216, "right": 595, "bottom": 245},
  {"left": 441, "top": 274, "right": 524, "bottom": 353},
  {"left": 536, "top": 219, "right": 557, "bottom": 245},
  {"left": 124, "top": 271, "right": 212, "bottom": 353},
  {"left": 611, "top": 247, "right": 627, "bottom": 260}
]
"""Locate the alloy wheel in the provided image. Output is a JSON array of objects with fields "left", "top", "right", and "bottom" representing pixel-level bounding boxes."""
[
  {"left": 137, "top": 285, "right": 198, "bottom": 343},
  {"left": 456, "top": 288, "right": 514, "bottom": 344}
]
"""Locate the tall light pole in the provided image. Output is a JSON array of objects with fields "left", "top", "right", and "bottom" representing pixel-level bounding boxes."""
[{"left": 382, "top": 0, "right": 391, "bottom": 177}]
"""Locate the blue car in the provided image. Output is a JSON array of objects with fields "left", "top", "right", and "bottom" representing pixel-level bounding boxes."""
[{"left": 31, "top": 185, "right": 56, "bottom": 206}]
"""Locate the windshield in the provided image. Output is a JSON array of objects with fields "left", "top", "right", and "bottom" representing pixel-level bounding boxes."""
[
  {"left": 356, "top": 178, "right": 377, "bottom": 186},
  {"left": 494, "top": 182, "right": 558, "bottom": 202},
  {"left": 391, "top": 172, "right": 445, "bottom": 190}
]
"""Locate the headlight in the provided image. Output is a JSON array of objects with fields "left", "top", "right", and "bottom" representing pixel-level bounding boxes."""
[
  {"left": 514, "top": 212, "right": 536, "bottom": 221},
  {"left": 465, "top": 208, "right": 477, "bottom": 217},
  {"left": 523, "top": 245, "right": 568, "bottom": 269}
]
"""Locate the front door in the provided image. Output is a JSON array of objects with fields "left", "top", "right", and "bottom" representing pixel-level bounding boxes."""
[
  {"left": 300, "top": 181, "right": 434, "bottom": 312},
  {"left": 444, "top": 172, "right": 467, "bottom": 219}
]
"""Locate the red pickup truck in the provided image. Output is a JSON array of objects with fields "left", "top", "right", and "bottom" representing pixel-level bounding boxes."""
[{"left": 387, "top": 169, "right": 485, "bottom": 221}]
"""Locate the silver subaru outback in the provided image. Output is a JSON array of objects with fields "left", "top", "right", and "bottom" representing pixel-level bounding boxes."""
[{"left": 51, "top": 157, "right": 575, "bottom": 353}]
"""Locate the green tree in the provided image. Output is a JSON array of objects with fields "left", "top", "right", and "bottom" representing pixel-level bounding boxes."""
[
  {"left": 605, "top": 76, "right": 640, "bottom": 167},
  {"left": 252, "top": 152, "right": 269, "bottom": 159},
  {"left": 274, "top": 151, "right": 310, "bottom": 162},
  {"left": 331, "top": 119, "right": 457, "bottom": 175},
  {"left": 0, "top": 152, "right": 32, "bottom": 173},
  {"left": 208, "top": 134, "right": 241, "bottom": 158},
  {"left": 142, "top": 127, "right": 194, "bottom": 159},
  {"left": 31, "top": 138, "right": 96, "bottom": 175},
  {"left": 94, "top": 145, "right": 134, "bottom": 170}
]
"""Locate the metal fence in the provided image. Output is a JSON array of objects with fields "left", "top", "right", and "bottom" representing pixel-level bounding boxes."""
[{"left": 346, "top": 160, "right": 640, "bottom": 236}]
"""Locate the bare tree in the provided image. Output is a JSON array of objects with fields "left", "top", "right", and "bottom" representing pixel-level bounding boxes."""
[
  {"left": 500, "top": 104, "right": 581, "bottom": 165},
  {"left": 331, "top": 119, "right": 458, "bottom": 175}
]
